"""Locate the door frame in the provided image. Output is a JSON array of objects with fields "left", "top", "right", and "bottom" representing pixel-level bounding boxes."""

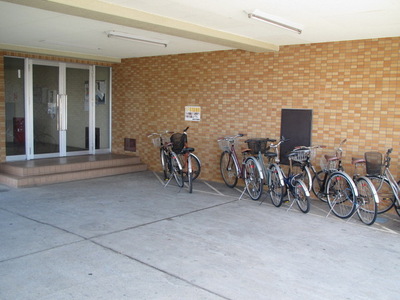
[{"left": 25, "top": 59, "right": 96, "bottom": 160}]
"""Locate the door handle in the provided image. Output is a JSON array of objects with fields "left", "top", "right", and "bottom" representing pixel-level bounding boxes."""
[{"left": 57, "top": 94, "right": 67, "bottom": 131}]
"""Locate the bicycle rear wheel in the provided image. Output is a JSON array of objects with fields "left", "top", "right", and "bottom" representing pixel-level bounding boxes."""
[
  {"left": 326, "top": 172, "right": 356, "bottom": 218},
  {"left": 190, "top": 153, "right": 201, "bottom": 181},
  {"left": 292, "top": 163, "right": 312, "bottom": 191},
  {"left": 220, "top": 151, "right": 238, "bottom": 188},
  {"left": 244, "top": 157, "right": 263, "bottom": 200},
  {"left": 355, "top": 177, "right": 378, "bottom": 225},
  {"left": 368, "top": 176, "right": 396, "bottom": 214},
  {"left": 293, "top": 179, "right": 310, "bottom": 213},
  {"left": 160, "top": 148, "right": 171, "bottom": 180},
  {"left": 269, "top": 164, "right": 285, "bottom": 207},
  {"left": 171, "top": 154, "right": 184, "bottom": 187},
  {"left": 312, "top": 170, "right": 327, "bottom": 202}
]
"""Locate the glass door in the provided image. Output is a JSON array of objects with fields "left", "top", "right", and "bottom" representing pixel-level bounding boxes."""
[{"left": 27, "top": 60, "right": 93, "bottom": 159}]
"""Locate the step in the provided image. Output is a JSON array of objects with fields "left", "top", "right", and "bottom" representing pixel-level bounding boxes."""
[{"left": 0, "top": 154, "right": 147, "bottom": 188}]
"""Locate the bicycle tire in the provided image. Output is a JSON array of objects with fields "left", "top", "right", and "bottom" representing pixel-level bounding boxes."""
[
  {"left": 326, "top": 172, "right": 356, "bottom": 218},
  {"left": 368, "top": 176, "right": 396, "bottom": 214},
  {"left": 171, "top": 153, "right": 184, "bottom": 187},
  {"left": 189, "top": 153, "right": 201, "bottom": 181},
  {"left": 312, "top": 170, "right": 327, "bottom": 202},
  {"left": 355, "top": 177, "right": 378, "bottom": 225},
  {"left": 269, "top": 164, "right": 285, "bottom": 207},
  {"left": 293, "top": 179, "right": 311, "bottom": 213},
  {"left": 244, "top": 157, "right": 263, "bottom": 200},
  {"left": 160, "top": 148, "right": 171, "bottom": 180},
  {"left": 188, "top": 166, "right": 193, "bottom": 193},
  {"left": 220, "top": 151, "right": 238, "bottom": 188},
  {"left": 292, "top": 163, "right": 312, "bottom": 192}
]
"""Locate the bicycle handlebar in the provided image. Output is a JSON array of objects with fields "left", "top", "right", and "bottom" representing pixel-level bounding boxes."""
[
  {"left": 218, "top": 133, "right": 246, "bottom": 141},
  {"left": 147, "top": 130, "right": 174, "bottom": 138}
]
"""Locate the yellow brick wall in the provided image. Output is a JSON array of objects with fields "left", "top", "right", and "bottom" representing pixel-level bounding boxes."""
[{"left": 112, "top": 37, "right": 400, "bottom": 183}]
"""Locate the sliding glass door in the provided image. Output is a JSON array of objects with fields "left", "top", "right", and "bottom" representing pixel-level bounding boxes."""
[{"left": 4, "top": 57, "right": 111, "bottom": 161}]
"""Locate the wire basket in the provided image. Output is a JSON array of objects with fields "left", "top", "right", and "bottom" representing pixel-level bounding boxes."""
[
  {"left": 291, "top": 149, "right": 310, "bottom": 162},
  {"left": 151, "top": 137, "right": 161, "bottom": 148},
  {"left": 365, "top": 151, "right": 383, "bottom": 175},
  {"left": 246, "top": 139, "right": 268, "bottom": 155},
  {"left": 218, "top": 139, "right": 233, "bottom": 151}
]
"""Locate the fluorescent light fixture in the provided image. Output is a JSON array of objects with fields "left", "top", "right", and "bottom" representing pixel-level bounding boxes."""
[
  {"left": 248, "top": 9, "right": 303, "bottom": 34},
  {"left": 107, "top": 31, "right": 168, "bottom": 47}
]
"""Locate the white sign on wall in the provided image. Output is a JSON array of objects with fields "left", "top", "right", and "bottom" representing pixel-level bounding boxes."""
[{"left": 185, "top": 106, "right": 201, "bottom": 121}]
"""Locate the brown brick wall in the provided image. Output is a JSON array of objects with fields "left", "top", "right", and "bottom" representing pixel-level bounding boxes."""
[{"left": 112, "top": 37, "right": 400, "bottom": 182}]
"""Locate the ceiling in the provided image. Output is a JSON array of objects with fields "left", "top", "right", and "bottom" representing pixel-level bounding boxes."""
[{"left": 1, "top": 0, "right": 400, "bottom": 62}]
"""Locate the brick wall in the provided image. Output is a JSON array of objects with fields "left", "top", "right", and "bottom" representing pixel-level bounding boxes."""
[{"left": 112, "top": 37, "right": 400, "bottom": 182}]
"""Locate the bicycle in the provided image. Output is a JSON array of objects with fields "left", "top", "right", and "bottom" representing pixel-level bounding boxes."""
[
  {"left": 147, "top": 130, "right": 184, "bottom": 187},
  {"left": 349, "top": 157, "right": 379, "bottom": 225},
  {"left": 290, "top": 145, "right": 326, "bottom": 193},
  {"left": 244, "top": 137, "right": 286, "bottom": 205},
  {"left": 365, "top": 148, "right": 400, "bottom": 216},
  {"left": 279, "top": 144, "right": 312, "bottom": 213},
  {"left": 313, "top": 139, "right": 359, "bottom": 219},
  {"left": 170, "top": 127, "right": 201, "bottom": 193},
  {"left": 217, "top": 134, "right": 264, "bottom": 200}
]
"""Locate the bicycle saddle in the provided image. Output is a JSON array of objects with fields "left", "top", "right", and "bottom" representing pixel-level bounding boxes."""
[{"left": 181, "top": 147, "right": 195, "bottom": 154}]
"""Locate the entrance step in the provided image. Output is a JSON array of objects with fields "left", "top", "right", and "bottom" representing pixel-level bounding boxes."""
[{"left": 0, "top": 154, "right": 147, "bottom": 188}]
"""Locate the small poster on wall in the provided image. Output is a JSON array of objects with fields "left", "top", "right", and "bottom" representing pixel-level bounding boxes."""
[{"left": 185, "top": 106, "right": 201, "bottom": 121}]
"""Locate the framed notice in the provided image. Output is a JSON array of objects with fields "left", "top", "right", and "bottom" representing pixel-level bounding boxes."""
[{"left": 185, "top": 106, "right": 201, "bottom": 121}]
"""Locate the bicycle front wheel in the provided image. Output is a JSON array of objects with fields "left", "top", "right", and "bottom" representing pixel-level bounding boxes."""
[
  {"left": 293, "top": 179, "right": 311, "bottom": 213},
  {"left": 312, "top": 170, "right": 327, "bottom": 202},
  {"left": 244, "top": 157, "right": 263, "bottom": 200},
  {"left": 355, "top": 177, "right": 378, "bottom": 225},
  {"left": 368, "top": 176, "right": 396, "bottom": 214},
  {"left": 220, "top": 151, "right": 238, "bottom": 188},
  {"left": 269, "top": 164, "right": 285, "bottom": 207},
  {"left": 326, "top": 172, "right": 356, "bottom": 218}
]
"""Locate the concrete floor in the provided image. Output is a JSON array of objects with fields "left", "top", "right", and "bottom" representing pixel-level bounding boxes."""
[{"left": 0, "top": 171, "right": 399, "bottom": 300}]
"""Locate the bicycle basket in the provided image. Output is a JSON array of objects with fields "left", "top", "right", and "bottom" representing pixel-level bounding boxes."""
[
  {"left": 218, "top": 139, "right": 232, "bottom": 151},
  {"left": 291, "top": 149, "right": 310, "bottom": 162},
  {"left": 151, "top": 137, "right": 161, "bottom": 148},
  {"left": 170, "top": 133, "right": 187, "bottom": 153},
  {"left": 246, "top": 139, "right": 268, "bottom": 155},
  {"left": 365, "top": 151, "right": 383, "bottom": 175}
]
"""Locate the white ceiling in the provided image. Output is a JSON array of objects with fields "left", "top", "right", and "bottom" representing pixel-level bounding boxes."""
[{"left": 1, "top": 0, "right": 400, "bottom": 62}]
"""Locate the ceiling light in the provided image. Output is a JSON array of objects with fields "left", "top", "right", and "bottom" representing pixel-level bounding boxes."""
[
  {"left": 248, "top": 9, "right": 303, "bottom": 34},
  {"left": 107, "top": 31, "right": 168, "bottom": 47}
]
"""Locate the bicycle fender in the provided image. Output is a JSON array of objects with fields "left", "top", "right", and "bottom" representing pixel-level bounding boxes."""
[
  {"left": 359, "top": 176, "right": 379, "bottom": 203},
  {"left": 245, "top": 157, "right": 264, "bottom": 180},
  {"left": 331, "top": 171, "right": 359, "bottom": 197},
  {"left": 296, "top": 179, "right": 311, "bottom": 197},
  {"left": 270, "top": 163, "right": 284, "bottom": 186},
  {"left": 189, "top": 153, "right": 201, "bottom": 167}
]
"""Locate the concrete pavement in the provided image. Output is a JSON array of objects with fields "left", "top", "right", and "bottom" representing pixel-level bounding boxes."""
[{"left": 0, "top": 171, "right": 399, "bottom": 299}]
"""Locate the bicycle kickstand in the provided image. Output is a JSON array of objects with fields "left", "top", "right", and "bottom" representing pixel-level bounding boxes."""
[{"left": 286, "top": 192, "right": 296, "bottom": 212}]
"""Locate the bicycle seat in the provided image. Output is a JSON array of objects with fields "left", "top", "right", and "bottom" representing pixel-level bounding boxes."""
[
  {"left": 264, "top": 151, "right": 277, "bottom": 158},
  {"left": 351, "top": 157, "right": 365, "bottom": 165},
  {"left": 181, "top": 147, "right": 195, "bottom": 154},
  {"left": 241, "top": 148, "right": 252, "bottom": 154},
  {"left": 324, "top": 154, "right": 339, "bottom": 161}
]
